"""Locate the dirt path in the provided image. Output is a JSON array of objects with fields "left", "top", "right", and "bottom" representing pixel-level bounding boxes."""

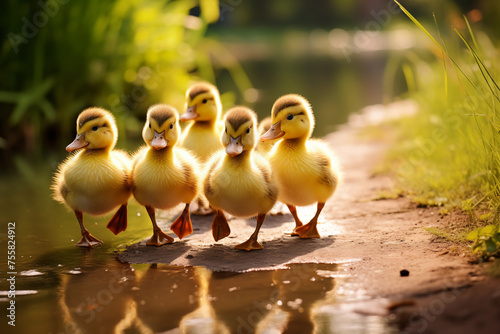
[{"left": 119, "top": 104, "right": 499, "bottom": 332}]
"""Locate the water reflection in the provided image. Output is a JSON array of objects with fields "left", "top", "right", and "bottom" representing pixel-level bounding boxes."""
[
  {"left": 51, "top": 261, "right": 343, "bottom": 334},
  {"left": 134, "top": 264, "right": 201, "bottom": 333},
  {"left": 59, "top": 260, "right": 136, "bottom": 334}
]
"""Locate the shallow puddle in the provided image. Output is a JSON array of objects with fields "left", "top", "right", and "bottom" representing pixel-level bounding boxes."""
[{"left": 1, "top": 256, "right": 399, "bottom": 333}]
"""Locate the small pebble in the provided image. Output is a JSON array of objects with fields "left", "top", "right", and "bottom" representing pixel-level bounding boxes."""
[
  {"left": 186, "top": 254, "right": 194, "bottom": 259},
  {"left": 400, "top": 269, "right": 410, "bottom": 277}
]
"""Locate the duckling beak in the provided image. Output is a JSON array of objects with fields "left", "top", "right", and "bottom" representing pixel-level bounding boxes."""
[
  {"left": 151, "top": 130, "right": 168, "bottom": 150},
  {"left": 180, "top": 105, "right": 199, "bottom": 121},
  {"left": 66, "top": 133, "right": 89, "bottom": 152},
  {"left": 260, "top": 121, "right": 284, "bottom": 142},
  {"left": 226, "top": 136, "right": 243, "bottom": 157}
]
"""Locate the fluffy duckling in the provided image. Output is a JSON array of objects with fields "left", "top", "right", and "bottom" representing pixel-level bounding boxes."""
[
  {"left": 180, "top": 82, "right": 223, "bottom": 160},
  {"left": 52, "top": 107, "right": 131, "bottom": 247},
  {"left": 260, "top": 94, "right": 339, "bottom": 238},
  {"left": 204, "top": 106, "right": 278, "bottom": 251},
  {"left": 255, "top": 116, "right": 276, "bottom": 157},
  {"left": 132, "top": 104, "right": 200, "bottom": 246},
  {"left": 180, "top": 82, "right": 223, "bottom": 214}
]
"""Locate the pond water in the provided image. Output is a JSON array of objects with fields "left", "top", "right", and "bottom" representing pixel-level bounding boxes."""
[{"left": 0, "top": 46, "right": 404, "bottom": 333}]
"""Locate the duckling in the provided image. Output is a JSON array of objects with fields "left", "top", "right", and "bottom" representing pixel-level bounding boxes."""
[
  {"left": 52, "top": 107, "right": 131, "bottom": 247},
  {"left": 204, "top": 106, "right": 278, "bottom": 251},
  {"left": 255, "top": 116, "right": 276, "bottom": 157},
  {"left": 260, "top": 94, "right": 339, "bottom": 238},
  {"left": 132, "top": 104, "right": 200, "bottom": 246},
  {"left": 180, "top": 82, "right": 223, "bottom": 214},
  {"left": 180, "top": 82, "right": 223, "bottom": 160}
]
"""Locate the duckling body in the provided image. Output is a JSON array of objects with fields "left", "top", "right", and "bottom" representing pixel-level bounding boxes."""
[
  {"left": 133, "top": 148, "right": 198, "bottom": 210},
  {"left": 53, "top": 107, "right": 131, "bottom": 247},
  {"left": 206, "top": 152, "right": 275, "bottom": 217},
  {"left": 180, "top": 121, "right": 223, "bottom": 161},
  {"left": 204, "top": 106, "right": 277, "bottom": 250},
  {"left": 261, "top": 94, "right": 339, "bottom": 238},
  {"left": 60, "top": 150, "right": 130, "bottom": 214},
  {"left": 132, "top": 104, "right": 200, "bottom": 246},
  {"left": 269, "top": 138, "right": 336, "bottom": 206}
]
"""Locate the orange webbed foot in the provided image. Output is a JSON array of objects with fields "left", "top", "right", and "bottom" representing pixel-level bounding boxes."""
[
  {"left": 212, "top": 210, "right": 230, "bottom": 241},
  {"left": 76, "top": 232, "right": 103, "bottom": 247},
  {"left": 170, "top": 204, "right": 193, "bottom": 239},
  {"left": 146, "top": 229, "right": 174, "bottom": 246},
  {"left": 234, "top": 237, "right": 264, "bottom": 251},
  {"left": 295, "top": 222, "right": 321, "bottom": 238},
  {"left": 107, "top": 204, "right": 128, "bottom": 235}
]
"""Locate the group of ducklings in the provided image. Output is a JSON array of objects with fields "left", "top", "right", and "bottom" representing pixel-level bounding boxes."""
[{"left": 53, "top": 83, "right": 340, "bottom": 251}]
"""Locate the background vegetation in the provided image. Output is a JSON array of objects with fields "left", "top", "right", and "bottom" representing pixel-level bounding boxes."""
[{"left": 385, "top": 1, "right": 500, "bottom": 258}]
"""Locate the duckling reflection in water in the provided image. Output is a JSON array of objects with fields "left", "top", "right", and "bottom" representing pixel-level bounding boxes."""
[
  {"left": 52, "top": 108, "right": 132, "bottom": 247},
  {"left": 203, "top": 106, "right": 278, "bottom": 250},
  {"left": 261, "top": 94, "right": 340, "bottom": 238},
  {"left": 133, "top": 264, "right": 202, "bottom": 333},
  {"left": 59, "top": 260, "right": 136, "bottom": 334}
]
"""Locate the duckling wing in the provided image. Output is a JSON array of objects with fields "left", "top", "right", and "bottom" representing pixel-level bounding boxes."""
[{"left": 308, "top": 139, "right": 340, "bottom": 189}]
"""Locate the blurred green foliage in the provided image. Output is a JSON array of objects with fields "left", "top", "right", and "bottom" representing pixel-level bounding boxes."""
[{"left": 0, "top": 0, "right": 255, "bottom": 157}]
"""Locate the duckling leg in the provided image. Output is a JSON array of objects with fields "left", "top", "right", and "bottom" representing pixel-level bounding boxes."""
[
  {"left": 74, "top": 210, "right": 103, "bottom": 247},
  {"left": 286, "top": 204, "right": 304, "bottom": 236},
  {"left": 234, "top": 213, "right": 266, "bottom": 251},
  {"left": 145, "top": 205, "right": 174, "bottom": 246},
  {"left": 170, "top": 203, "right": 193, "bottom": 239},
  {"left": 295, "top": 202, "right": 324, "bottom": 238},
  {"left": 212, "top": 210, "right": 230, "bottom": 241},
  {"left": 106, "top": 204, "right": 128, "bottom": 235}
]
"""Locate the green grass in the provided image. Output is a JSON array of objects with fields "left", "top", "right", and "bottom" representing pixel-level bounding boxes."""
[{"left": 387, "top": 2, "right": 500, "bottom": 255}]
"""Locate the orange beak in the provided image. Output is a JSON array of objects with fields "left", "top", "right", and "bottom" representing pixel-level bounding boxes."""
[
  {"left": 226, "top": 136, "right": 243, "bottom": 157},
  {"left": 180, "top": 105, "right": 199, "bottom": 122},
  {"left": 66, "top": 133, "right": 88, "bottom": 152},
  {"left": 151, "top": 130, "right": 168, "bottom": 150},
  {"left": 260, "top": 121, "right": 285, "bottom": 142}
]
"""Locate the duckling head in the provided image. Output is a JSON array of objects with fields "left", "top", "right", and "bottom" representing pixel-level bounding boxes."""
[
  {"left": 180, "top": 82, "right": 221, "bottom": 122},
  {"left": 66, "top": 107, "right": 118, "bottom": 152},
  {"left": 221, "top": 106, "right": 258, "bottom": 157},
  {"left": 260, "top": 94, "right": 315, "bottom": 142},
  {"left": 143, "top": 104, "right": 180, "bottom": 150}
]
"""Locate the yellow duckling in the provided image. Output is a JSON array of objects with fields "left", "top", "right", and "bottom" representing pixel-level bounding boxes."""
[
  {"left": 204, "top": 106, "right": 278, "bottom": 251},
  {"left": 180, "top": 82, "right": 223, "bottom": 214},
  {"left": 132, "top": 104, "right": 200, "bottom": 246},
  {"left": 52, "top": 107, "right": 131, "bottom": 247},
  {"left": 260, "top": 94, "right": 339, "bottom": 238},
  {"left": 180, "top": 82, "right": 223, "bottom": 160},
  {"left": 255, "top": 116, "right": 276, "bottom": 157}
]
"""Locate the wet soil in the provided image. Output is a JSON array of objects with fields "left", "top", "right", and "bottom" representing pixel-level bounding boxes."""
[{"left": 118, "top": 104, "right": 500, "bottom": 333}]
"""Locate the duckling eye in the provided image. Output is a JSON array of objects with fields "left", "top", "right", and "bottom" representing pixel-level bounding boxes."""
[
  {"left": 170, "top": 123, "right": 174, "bottom": 129},
  {"left": 202, "top": 99, "right": 207, "bottom": 104},
  {"left": 149, "top": 123, "right": 151, "bottom": 129},
  {"left": 246, "top": 128, "right": 250, "bottom": 134},
  {"left": 225, "top": 127, "right": 227, "bottom": 133},
  {"left": 287, "top": 114, "right": 294, "bottom": 120},
  {"left": 92, "top": 126, "right": 98, "bottom": 131}
]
